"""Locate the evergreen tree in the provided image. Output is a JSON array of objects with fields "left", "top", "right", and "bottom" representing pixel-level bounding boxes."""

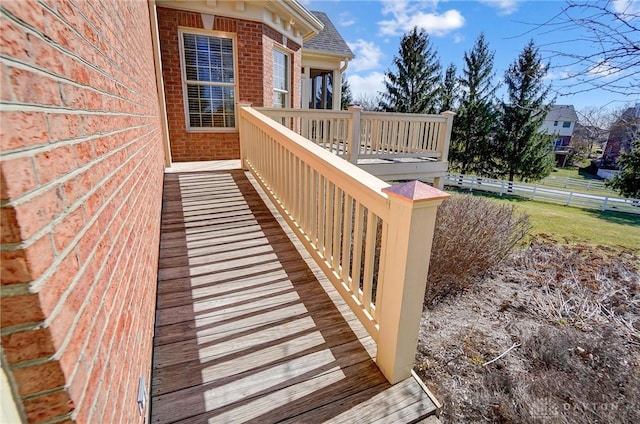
[
  {"left": 450, "top": 34, "right": 498, "bottom": 175},
  {"left": 607, "top": 137, "right": 640, "bottom": 198},
  {"left": 341, "top": 76, "right": 353, "bottom": 110},
  {"left": 379, "top": 27, "right": 441, "bottom": 114},
  {"left": 496, "top": 40, "right": 555, "bottom": 182},
  {"left": 438, "top": 63, "right": 458, "bottom": 113}
]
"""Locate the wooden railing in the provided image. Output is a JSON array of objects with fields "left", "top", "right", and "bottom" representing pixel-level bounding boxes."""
[
  {"left": 239, "top": 105, "right": 449, "bottom": 384},
  {"left": 256, "top": 107, "right": 454, "bottom": 165},
  {"left": 254, "top": 108, "right": 353, "bottom": 160}
]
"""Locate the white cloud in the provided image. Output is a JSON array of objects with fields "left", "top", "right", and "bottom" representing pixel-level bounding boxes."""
[
  {"left": 543, "top": 69, "right": 571, "bottom": 81},
  {"left": 478, "top": 0, "right": 521, "bottom": 16},
  {"left": 588, "top": 60, "right": 623, "bottom": 79},
  {"left": 378, "top": 0, "right": 465, "bottom": 36},
  {"left": 347, "top": 72, "right": 386, "bottom": 100},
  {"left": 347, "top": 39, "right": 384, "bottom": 72},
  {"left": 339, "top": 11, "right": 356, "bottom": 27},
  {"left": 453, "top": 33, "right": 464, "bottom": 44},
  {"left": 611, "top": 0, "right": 640, "bottom": 20}
]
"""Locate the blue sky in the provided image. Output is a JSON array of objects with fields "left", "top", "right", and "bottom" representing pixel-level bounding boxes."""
[{"left": 301, "top": 0, "right": 639, "bottom": 113}]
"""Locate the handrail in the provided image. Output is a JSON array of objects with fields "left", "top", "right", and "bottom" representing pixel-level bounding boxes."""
[{"left": 239, "top": 105, "right": 449, "bottom": 383}]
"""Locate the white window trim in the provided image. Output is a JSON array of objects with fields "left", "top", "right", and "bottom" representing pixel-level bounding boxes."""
[
  {"left": 273, "top": 47, "right": 291, "bottom": 108},
  {"left": 178, "top": 27, "right": 239, "bottom": 133}
]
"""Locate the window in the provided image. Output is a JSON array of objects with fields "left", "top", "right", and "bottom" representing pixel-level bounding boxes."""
[
  {"left": 308, "top": 69, "right": 333, "bottom": 109},
  {"left": 179, "top": 29, "right": 236, "bottom": 131},
  {"left": 273, "top": 50, "right": 289, "bottom": 108},
  {"left": 553, "top": 121, "right": 558, "bottom": 126},
  {"left": 562, "top": 121, "right": 571, "bottom": 128}
]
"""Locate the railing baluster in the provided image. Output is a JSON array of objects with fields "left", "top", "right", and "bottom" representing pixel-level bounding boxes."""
[
  {"left": 324, "top": 182, "right": 334, "bottom": 260},
  {"left": 303, "top": 163, "right": 310, "bottom": 235},
  {"left": 332, "top": 187, "right": 342, "bottom": 271},
  {"left": 351, "top": 202, "right": 364, "bottom": 295},
  {"left": 310, "top": 170, "right": 318, "bottom": 246},
  {"left": 398, "top": 120, "right": 406, "bottom": 153},
  {"left": 341, "top": 194, "right": 353, "bottom": 283},
  {"left": 361, "top": 209, "right": 377, "bottom": 315},
  {"left": 317, "top": 176, "right": 326, "bottom": 253}
]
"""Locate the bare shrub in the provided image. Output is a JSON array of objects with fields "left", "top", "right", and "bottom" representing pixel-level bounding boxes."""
[{"left": 425, "top": 194, "right": 530, "bottom": 307}]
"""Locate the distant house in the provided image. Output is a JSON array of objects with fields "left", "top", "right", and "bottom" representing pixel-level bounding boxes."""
[
  {"left": 573, "top": 122, "right": 609, "bottom": 154},
  {"left": 601, "top": 104, "right": 640, "bottom": 168},
  {"left": 539, "top": 105, "right": 578, "bottom": 167}
]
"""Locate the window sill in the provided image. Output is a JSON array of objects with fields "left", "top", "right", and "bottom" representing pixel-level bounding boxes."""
[{"left": 185, "top": 128, "right": 239, "bottom": 134}]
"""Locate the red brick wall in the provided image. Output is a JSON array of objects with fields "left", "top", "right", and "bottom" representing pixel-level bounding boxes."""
[
  {"left": 157, "top": 7, "right": 301, "bottom": 161},
  {"left": 0, "top": 1, "right": 164, "bottom": 423},
  {"left": 262, "top": 26, "right": 302, "bottom": 109}
]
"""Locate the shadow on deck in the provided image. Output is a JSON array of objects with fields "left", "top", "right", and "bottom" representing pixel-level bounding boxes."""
[{"left": 151, "top": 165, "right": 438, "bottom": 423}]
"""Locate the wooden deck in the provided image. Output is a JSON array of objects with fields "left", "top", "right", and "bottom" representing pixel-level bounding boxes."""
[{"left": 151, "top": 165, "right": 439, "bottom": 423}]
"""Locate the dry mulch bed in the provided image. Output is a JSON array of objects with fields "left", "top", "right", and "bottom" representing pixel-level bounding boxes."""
[{"left": 416, "top": 240, "right": 640, "bottom": 423}]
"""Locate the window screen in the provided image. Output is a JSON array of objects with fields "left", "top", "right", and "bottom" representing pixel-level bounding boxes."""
[{"left": 273, "top": 50, "right": 289, "bottom": 108}]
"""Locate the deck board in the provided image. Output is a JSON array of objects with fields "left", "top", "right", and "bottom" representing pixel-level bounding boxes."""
[{"left": 151, "top": 168, "right": 437, "bottom": 423}]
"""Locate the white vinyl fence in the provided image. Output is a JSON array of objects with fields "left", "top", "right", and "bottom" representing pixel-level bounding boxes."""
[
  {"left": 445, "top": 173, "right": 639, "bottom": 214},
  {"left": 540, "top": 175, "right": 613, "bottom": 193}
]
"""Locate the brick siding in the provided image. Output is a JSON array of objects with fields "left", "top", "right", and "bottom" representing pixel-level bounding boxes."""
[
  {"left": 0, "top": 1, "right": 164, "bottom": 423},
  {"left": 157, "top": 7, "right": 301, "bottom": 161}
]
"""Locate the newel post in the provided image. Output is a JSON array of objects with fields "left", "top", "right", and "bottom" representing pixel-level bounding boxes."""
[
  {"left": 237, "top": 102, "right": 252, "bottom": 170},
  {"left": 439, "top": 111, "right": 455, "bottom": 164},
  {"left": 348, "top": 105, "right": 362, "bottom": 164},
  {"left": 434, "top": 110, "right": 455, "bottom": 189},
  {"left": 377, "top": 181, "right": 450, "bottom": 384}
]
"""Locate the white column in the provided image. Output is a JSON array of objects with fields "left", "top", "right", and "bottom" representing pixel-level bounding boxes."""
[
  {"left": 301, "top": 67, "right": 310, "bottom": 109},
  {"left": 333, "top": 69, "right": 342, "bottom": 110}
]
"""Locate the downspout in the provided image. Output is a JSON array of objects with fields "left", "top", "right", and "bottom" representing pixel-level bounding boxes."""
[
  {"left": 340, "top": 57, "right": 349, "bottom": 73},
  {"left": 148, "top": 0, "right": 172, "bottom": 168},
  {"left": 334, "top": 57, "right": 350, "bottom": 110}
]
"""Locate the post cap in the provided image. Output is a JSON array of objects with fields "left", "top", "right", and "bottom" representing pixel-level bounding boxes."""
[{"left": 382, "top": 180, "right": 450, "bottom": 203}]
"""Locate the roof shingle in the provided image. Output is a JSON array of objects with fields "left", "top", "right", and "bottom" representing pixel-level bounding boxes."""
[{"left": 304, "top": 11, "right": 354, "bottom": 58}]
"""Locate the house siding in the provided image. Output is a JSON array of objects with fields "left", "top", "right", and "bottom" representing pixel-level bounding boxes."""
[
  {"left": 157, "top": 7, "right": 301, "bottom": 161},
  {"left": 0, "top": 1, "right": 164, "bottom": 423}
]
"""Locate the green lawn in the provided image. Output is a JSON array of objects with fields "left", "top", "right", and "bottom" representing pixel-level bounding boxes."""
[
  {"left": 541, "top": 167, "right": 615, "bottom": 196},
  {"left": 448, "top": 190, "right": 640, "bottom": 250},
  {"left": 548, "top": 167, "right": 602, "bottom": 180}
]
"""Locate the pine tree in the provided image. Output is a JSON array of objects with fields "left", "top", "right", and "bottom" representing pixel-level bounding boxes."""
[
  {"left": 341, "top": 76, "right": 353, "bottom": 110},
  {"left": 607, "top": 137, "right": 640, "bottom": 198},
  {"left": 438, "top": 63, "right": 458, "bottom": 113},
  {"left": 379, "top": 27, "right": 441, "bottom": 114},
  {"left": 496, "top": 40, "right": 555, "bottom": 182},
  {"left": 450, "top": 34, "right": 498, "bottom": 175}
]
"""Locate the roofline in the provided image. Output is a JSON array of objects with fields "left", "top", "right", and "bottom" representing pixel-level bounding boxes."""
[
  {"left": 155, "top": 0, "right": 323, "bottom": 43},
  {"left": 275, "top": 0, "right": 324, "bottom": 40},
  {"left": 283, "top": 0, "right": 323, "bottom": 30},
  {"left": 303, "top": 48, "right": 355, "bottom": 60}
]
